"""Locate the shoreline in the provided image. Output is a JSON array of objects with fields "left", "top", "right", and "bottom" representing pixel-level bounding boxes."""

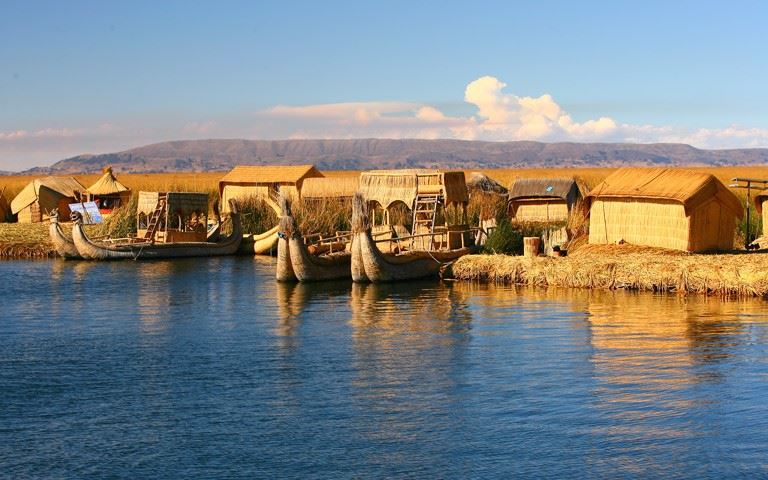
[{"left": 447, "top": 250, "right": 768, "bottom": 298}]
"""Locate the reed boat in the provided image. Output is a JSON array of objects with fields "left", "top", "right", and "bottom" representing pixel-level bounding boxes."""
[
  {"left": 48, "top": 209, "right": 80, "bottom": 259},
  {"left": 351, "top": 193, "right": 477, "bottom": 283},
  {"left": 240, "top": 226, "right": 280, "bottom": 255},
  {"left": 71, "top": 199, "right": 242, "bottom": 260},
  {"left": 276, "top": 197, "right": 352, "bottom": 282}
]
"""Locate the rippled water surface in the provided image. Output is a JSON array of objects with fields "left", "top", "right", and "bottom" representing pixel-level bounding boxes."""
[{"left": 2, "top": 257, "right": 768, "bottom": 478}]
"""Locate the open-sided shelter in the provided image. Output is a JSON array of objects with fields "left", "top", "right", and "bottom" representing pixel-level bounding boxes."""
[
  {"left": 507, "top": 177, "right": 583, "bottom": 223},
  {"left": 359, "top": 169, "right": 471, "bottom": 248},
  {"left": 10, "top": 176, "right": 86, "bottom": 223},
  {"left": 218, "top": 165, "right": 323, "bottom": 213},
  {"left": 86, "top": 167, "right": 131, "bottom": 212},
  {"left": 137, "top": 191, "right": 209, "bottom": 243},
  {"left": 586, "top": 168, "right": 743, "bottom": 252}
]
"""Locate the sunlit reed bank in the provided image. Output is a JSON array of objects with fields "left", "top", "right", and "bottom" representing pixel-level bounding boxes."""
[{"left": 449, "top": 245, "right": 768, "bottom": 297}]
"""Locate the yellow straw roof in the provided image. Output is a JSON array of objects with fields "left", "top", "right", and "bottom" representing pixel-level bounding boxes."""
[
  {"left": 87, "top": 167, "right": 130, "bottom": 195},
  {"left": 10, "top": 176, "right": 86, "bottom": 214},
  {"left": 586, "top": 167, "right": 743, "bottom": 218},
  {"left": 301, "top": 176, "right": 359, "bottom": 199},
  {"left": 359, "top": 169, "right": 468, "bottom": 208},
  {"left": 219, "top": 165, "right": 323, "bottom": 185}
]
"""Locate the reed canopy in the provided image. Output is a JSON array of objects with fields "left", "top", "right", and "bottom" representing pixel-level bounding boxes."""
[
  {"left": 218, "top": 165, "right": 323, "bottom": 213},
  {"left": 359, "top": 169, "right": 468, "bottom": 209},
  {"left": 586, "top": 168, "right": 743, "bottom": 252},
  {"left": 507, "top": 177, "right": 583, "bottom": 223},
  {"left": 10, "top": 176, "right": 86, "bottom": 223},
  {"left": 301, "top": 176, "right": 359, "bottom": 201},
  {"left": 86, "top": 167, "right": 131, "bottom": 212},
  {"left": 137, "top": 191, "right": 209, "bottom": 243}
]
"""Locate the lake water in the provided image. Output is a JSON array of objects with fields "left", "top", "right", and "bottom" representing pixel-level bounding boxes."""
[{"left": 1, "top": 257, "right": 768, "bottom": 478}]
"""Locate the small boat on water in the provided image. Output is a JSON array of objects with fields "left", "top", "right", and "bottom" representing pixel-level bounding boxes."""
[
  {"left": 351, "top": 193, "right": 477, "bottom": 283},
  {"left": 276, "top": 197, "right": 352, "bottom": 282},
  {"left": 71, "top": 192, "right": 242, "bottom": 260},
  {"left": 49, "top": 209, "right": 80, "bottom": 259}
]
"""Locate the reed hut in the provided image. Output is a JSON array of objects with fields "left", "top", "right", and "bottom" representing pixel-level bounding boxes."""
[
  {"left": 300, "top": 176, "right": 359, "bottom": 202},
  {"left": 507, "top": 177, "right": 583, "bottom": 223},
  {"left": 218, "top": 165, "right": 323, "bottom": 213},
  {"left": 0, "top": 188, "right": 9, "bottom": 222},
  {"left": 586, "top": 168, "right": 743, "bottom": 252},
  {"left": 10, "top": 176, "right": 86, "bottom": 223},
  {"left": 86, "top": 167, "right": 131, "bottom": 213},
  {"left": 359, "top": 169, "right": 471, "bottom": 248},
  {"left": 137, "top": 191, "right": 209, "bottom": 243}
]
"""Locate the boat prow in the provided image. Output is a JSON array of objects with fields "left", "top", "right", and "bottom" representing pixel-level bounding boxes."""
[{"left": 48, "top": 209, "right": 80, "bottom": 259}]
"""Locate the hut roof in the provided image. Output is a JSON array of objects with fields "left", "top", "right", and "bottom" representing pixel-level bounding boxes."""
[
  {"left": 219, "top": 165, "right": 323, "bottom": 187},
  {"left": 87, "top": 167, "right": 130, "bottom": 195},
  {"left": 137, "top": 191, "right": 208, "bottom": 216},
  {"left": 585, "top": 168, "right": 744, "bottom": 218},
  {"left": 466, "top": 172, "right": 508, "bottom": 195},
  {"left": 508, "top": 177, "right": 582, "bottom": 202},
  {"left": 301, "top": 176, "right": 360, "bottom": 199},
  {"left": 359, "top": 169, "right": 468, "bottom": 208},
  {"left": 10, "top": 176, "right": 86, "bottom": 214}
]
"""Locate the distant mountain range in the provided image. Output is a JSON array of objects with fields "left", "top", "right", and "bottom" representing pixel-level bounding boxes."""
[{"left": 15, "top": 138, "right": 768, "bottom": 174}]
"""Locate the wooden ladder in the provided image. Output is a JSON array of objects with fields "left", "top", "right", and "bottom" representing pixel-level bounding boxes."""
[
  {"left": 411, "top": 193, "right": 441, "bottom": 250},
  {"left": 143, "top": 193, "right": 167, "bottom": 242}
]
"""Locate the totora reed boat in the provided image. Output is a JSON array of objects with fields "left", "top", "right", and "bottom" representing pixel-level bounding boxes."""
[
  {"left": 49, "top": 209, "right": 80, "bottom": 259},
  {"left": 71, "top": 196, "right": 242, "bottom": 260},
  {"left": 276, "top": 196, "right": 352, "bottom": 282},
  {"left": 351, "top": 193, "right": 477, "bottom": 283}
]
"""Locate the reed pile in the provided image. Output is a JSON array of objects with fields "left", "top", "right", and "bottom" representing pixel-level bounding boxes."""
[
  {"left": 450, "top": 245, "right": 768, "bottom": 297},
  {"left": 0, "top": 223, "right": 55, "bottom": 258}
]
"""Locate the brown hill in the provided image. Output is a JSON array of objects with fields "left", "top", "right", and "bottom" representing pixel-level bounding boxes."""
[{"left": 19, "top": 138, "right": 768, "bottom": 174}]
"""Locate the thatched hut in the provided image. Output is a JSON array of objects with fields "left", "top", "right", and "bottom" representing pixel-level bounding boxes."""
[
  {"left": 10, "top": 176, "right": 86, "bottom": 223},
  {"left": 86, "top": 167, "right": 131, "bottom": 213},
  {"left": 0, "top": 188, "right": 9, "bottom": 222},
  {"left": 507, "top": 177, "right": 583, "bottom": 223},
  {"left": 137, "top": 191, "right": 209, "bottom": 243},
  {"left": 300, "top": 176, "right": 359, "bottom": 202},
  {"left": 218, "top": 165, "right": 323, "bottom": 213},
  {"left": 586, "top": 168, "right": 743, "bottom": 252}
]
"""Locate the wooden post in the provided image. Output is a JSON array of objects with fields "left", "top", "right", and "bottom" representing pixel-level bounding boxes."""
[{"left": 523, "top": 236, "right": 541, "bottom": 257}]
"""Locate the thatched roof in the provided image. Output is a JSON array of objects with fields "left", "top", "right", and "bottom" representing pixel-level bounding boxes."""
[
  {"left": 219, "top": 165, "right": 323, "bottom": 186},
  {"left": 10, "top": 176, "right": 86, "bottom": 214},
  {"left": 585, "top": 168, "right": 743, "bottom": 218},
  {"left": 467, "top": 172, "right": 507, "bottom": 195},
  {"left": 137, "top": 191, "right": 208, "bottom": 216},
  {"left": 87, "top": 167, "right": 130, "bottom": 195},
  {"left": 508, "top": 177, "right": 582, "bottom": 203},
  {"left": 301, "top": 176, "right": 359, "bottom": 199},
  {"left": 359, "top": 169, "right": 468, "bottom": 208}
]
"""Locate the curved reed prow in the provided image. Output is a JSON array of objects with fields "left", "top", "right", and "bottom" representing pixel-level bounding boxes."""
[
  {"left": 351, "top": 192, "right": 369, "bottom": 234},
  {"left": 50, "top": 208, "right": 59, "bottom": 223},
  {"left": 227, "top": 198, "right": 239, "bottom": 215},
  {"left": 278, "top": 194, "right": 297, "bottom": 238},
  {"left": 70, "top": 210, "right": 83, "bottom": 225}
]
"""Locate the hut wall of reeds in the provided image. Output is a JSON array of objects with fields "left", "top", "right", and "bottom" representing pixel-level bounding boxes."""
[
  {"left": 86, "top": 167, "right": 131, "bottom": 212},
  {"left": 218, "top": 165, "right": 323, "bottom": 213},
  {"left": 10, "top": 176, "right": 86, "bottom": 223},
  {"left": 586, "top": 168, "right": 743, "bottom": 252},
  {"left": 755, "top": 190, "right": 768, "bottom": 236},
  {"left": 300, "top": 176, "right": 359, "bottom": 201},
  {"left": 0, "top": 190, "right": 9, "bottom": 222},
  {"left": 507, "top": 178, "right": 582, "bottom": 223}
]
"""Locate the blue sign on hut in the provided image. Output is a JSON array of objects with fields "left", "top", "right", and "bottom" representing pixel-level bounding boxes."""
[{"left": 585, "top": 168, "right": 743, "bottom": 252}]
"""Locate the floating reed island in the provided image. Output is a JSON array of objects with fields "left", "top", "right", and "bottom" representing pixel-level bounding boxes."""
[{"left": 448, "top": 244, "right": 768, "bottom": 298}]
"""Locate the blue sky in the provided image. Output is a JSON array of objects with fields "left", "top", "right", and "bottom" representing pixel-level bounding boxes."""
[{"left": 1, "top": 0, "right": 767, "bottom": 170}]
